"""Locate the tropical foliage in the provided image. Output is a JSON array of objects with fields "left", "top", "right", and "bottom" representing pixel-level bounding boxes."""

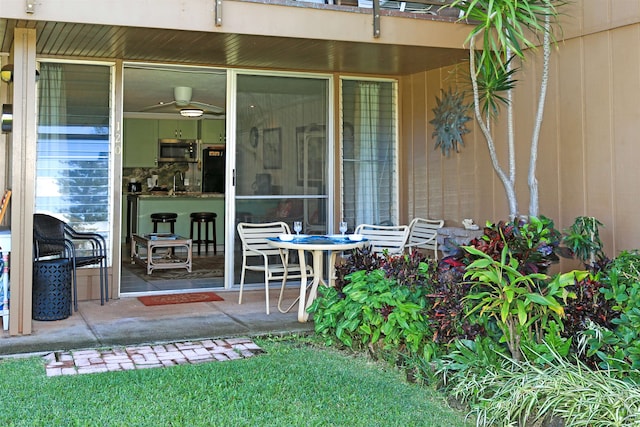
[
  {"left": 578, "top": 251, "right": 640, "bottom": 380},
  {"left": 308, "top": 215, "right": 640, "bottom": 426},
  {"left": 562, "top": 216, "right": 606, "bottom": 266},
  {"left": 463, "top": 244, "right": 582, "bottom": 360},
  {"left": 441, "top": 347, "right": 640, "bottom": 426},
  {"left": 309, "top": 250, "right": 438, "bottom": 361}
]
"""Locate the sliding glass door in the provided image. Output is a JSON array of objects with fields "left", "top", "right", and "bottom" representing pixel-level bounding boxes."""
[{"left": 233, "top": 73, "right": 331, "bottom": 285}]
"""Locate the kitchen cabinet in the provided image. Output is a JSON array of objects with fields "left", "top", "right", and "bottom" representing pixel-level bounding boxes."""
[
  {"left": 123, "top": 119, "right": 158, "bottom": 167},
  {"left": 201, "top": 119, "right": 225, "bottom": 144},
  {"left": 158, "top": 119, "right": 198, "bottom": 139}
]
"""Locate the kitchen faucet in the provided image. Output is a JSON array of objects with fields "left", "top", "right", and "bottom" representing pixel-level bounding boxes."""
[{"left": 173, "top": 171, "right": 184, "bottom": 192}]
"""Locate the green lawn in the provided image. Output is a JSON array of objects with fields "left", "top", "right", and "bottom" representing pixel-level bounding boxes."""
[{"left": 0, "top": 338, "right": 472, "bottom": 426}]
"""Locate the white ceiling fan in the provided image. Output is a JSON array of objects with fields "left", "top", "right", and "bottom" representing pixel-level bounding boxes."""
[{"left": 142, "top": 86, "right": 224, "bottom": 117}]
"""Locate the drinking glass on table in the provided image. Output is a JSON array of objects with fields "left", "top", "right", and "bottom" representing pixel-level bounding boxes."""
[
  {"left": 293, "top": 221, "right": 303, "bottom": 235},
  {"left": 339, "top": 221, "right": 348, "bottom": 236}
]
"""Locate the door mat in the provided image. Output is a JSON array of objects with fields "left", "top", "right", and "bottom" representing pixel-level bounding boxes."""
[{"left": 138, "top": 292, "right": 224, "bottom": 306}]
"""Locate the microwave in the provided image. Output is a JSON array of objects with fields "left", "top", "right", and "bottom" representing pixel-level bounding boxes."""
[{"left": 158, "top": 139, "right": 198, "bottom": 163}]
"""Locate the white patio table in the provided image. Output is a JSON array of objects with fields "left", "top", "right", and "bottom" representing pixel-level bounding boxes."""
[{"left": 267, "top": 235, "right": 367, "bottom": 322}]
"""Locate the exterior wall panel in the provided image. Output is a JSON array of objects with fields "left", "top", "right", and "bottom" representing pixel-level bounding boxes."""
[
  {"left": 411, "top": 73, "right": 429, "bottom": 217},
  {"left": 425, "top": 68, "right": 443, "bottom": 220},
  {"left": 403, "top": 5, "right": 640, "bottom": 258},
  {"left": 583, "top": 32, "right": 614, "bottom": 252},
  {"left": 556, "top": 36, "right": 586, "bottom": 226},
  {"left": 611, "top": 24, "right": 640, "bottom": 252}
]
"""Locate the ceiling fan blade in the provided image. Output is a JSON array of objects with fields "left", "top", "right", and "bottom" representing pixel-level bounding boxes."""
[
  {"left": 190, "top": 101, "right": 225, "bottom": 114},
  {"left": 141, "top": 101, "right": 177, "bottom": 112}
]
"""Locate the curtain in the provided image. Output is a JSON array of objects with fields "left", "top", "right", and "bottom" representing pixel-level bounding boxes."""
[
  {"left": 38, "top": 64, "right": 66, "bottom": 127},
  {"left": 354, "top": 82, "right": 380, "bottom": 225},
  {"left": 36, "top": 64, "right": 67, "bottom": 202}
]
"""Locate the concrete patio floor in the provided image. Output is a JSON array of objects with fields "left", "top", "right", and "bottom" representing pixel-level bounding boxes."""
[{"left": 0, "top": 288, "right": 315, "bottom": 357}]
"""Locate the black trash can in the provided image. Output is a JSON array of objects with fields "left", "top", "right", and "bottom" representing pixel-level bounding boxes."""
[{"left": 33, "top": 258, "right": 72, "bottom": 321}]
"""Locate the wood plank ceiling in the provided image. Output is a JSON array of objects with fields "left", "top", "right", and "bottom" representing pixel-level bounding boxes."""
[{"left": 0, "top": 15, "right": 467, "bottom": 76}]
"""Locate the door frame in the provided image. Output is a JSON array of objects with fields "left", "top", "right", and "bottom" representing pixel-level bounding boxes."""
[{"left": 223, "top": 69, "right": 335, "bottom": 290}]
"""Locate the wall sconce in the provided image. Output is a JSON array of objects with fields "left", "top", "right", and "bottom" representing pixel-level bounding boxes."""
[
  {"left": 0, "top": 65, "right": 13, "bottom": 83},
  {"left": 0, "top": 64, "right": 40, "bottom": 83}
]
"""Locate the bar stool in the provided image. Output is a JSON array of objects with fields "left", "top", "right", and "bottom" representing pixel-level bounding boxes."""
[
  {"left": 151, "top": 213, "right": 178, "bottom": 234},
  {"left": 190, "top": 212, "right": 217, "bottom": 255}
]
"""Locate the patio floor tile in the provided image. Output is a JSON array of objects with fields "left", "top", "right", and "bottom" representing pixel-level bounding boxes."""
[{"left": 44, "top": 337, "right": 264, "bottom": 376}]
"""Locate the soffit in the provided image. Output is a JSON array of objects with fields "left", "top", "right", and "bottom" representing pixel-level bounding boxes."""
[{"left": 0, "top": 19, "right": 468, "bottom": 76}]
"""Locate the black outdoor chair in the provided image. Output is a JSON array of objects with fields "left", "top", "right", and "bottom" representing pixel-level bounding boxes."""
[{"left": 33, "top": 213, "right": 108, "bottom": 311}]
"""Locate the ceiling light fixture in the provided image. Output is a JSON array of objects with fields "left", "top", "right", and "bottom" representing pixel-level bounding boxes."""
[{"left": 180, "top": 108, "right": 203, "bottom": 118}]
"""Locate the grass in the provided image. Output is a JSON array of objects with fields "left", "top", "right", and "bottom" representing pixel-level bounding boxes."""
[{"left": 0, "top": 338, "right": 472, "bottom": 426}]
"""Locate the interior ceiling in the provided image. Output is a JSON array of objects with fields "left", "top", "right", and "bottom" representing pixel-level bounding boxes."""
[
  {"left": 123, "top": 65, "right": 227, "bottom": 115},
  {"left": 0, "top": 17, "right": 468, "bottom": 114}
]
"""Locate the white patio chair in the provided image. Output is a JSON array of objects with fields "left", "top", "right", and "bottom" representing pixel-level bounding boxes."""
[
  {"left": 354, "top": 223, "right": 410, "bottom": 255},
  {"left": 405, "top": 217, "right": 444, "bottom": 260},
  {"left": 237, "top": 222, "right": 312, "bottom": 314}
]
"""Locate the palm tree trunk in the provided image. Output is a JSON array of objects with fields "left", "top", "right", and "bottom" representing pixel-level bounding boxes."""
[
  {"left": 528, "top": 15, "right": 552, "bottom": 218},
  {"left": 470, "top": 37, "right": 519, "bottom": 220}
]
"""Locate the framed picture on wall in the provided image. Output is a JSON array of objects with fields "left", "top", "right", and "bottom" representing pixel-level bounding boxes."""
[
  {"left": 296, "top": 125, "right": 325, "bottom": 186},
  {"left": 263, "top": 127, "right": 282, "bottom": 169}
]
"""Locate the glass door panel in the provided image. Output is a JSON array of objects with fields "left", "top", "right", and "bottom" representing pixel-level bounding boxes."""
[{"left": 234, "top": 74, "right": 330, "bottom": 284}]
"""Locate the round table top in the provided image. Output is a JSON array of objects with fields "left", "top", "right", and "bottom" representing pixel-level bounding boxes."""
[{"left": 267, "top": 235, "right": 367, "bottom": 251}]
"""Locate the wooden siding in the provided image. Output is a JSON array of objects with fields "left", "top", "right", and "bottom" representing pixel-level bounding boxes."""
[{"left": 402, "top": 2, "right": 640, "bottom": 260}]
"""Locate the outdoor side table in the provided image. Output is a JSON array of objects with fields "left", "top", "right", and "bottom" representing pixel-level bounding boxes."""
[{"left": 32, "top": 258, "right": 72, "bottom": 321}]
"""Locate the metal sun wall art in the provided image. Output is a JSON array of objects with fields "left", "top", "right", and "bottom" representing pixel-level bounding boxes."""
[{"left": 430, "top": 88, "right": 471, "bottom": 157}]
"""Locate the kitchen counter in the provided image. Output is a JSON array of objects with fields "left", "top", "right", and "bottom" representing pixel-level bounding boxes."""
[
  {"left": 125, "top": 193, "right": 225, "bottom": 247},
  {"left": 129, "top": 192, "right": 225, "bottom": 199}
]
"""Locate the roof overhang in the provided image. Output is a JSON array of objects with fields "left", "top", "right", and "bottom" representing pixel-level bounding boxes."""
[{"left": 0, "top": 0, "right": 472, "bottom": 76}]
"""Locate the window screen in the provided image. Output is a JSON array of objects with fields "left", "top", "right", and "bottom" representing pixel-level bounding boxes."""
[
  {"left": 341, "top": 79, "right": 398, "bottom": 229},
  {"left": 36, "top": 62, "right": 112, "bottom": 255}
]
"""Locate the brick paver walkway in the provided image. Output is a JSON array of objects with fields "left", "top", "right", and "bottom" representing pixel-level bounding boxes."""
[{"left": 44, "top": 337, "right": 264, "bottom": 376}]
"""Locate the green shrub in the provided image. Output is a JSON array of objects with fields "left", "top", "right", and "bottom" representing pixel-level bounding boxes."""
[
  {"left": 429, "top": 256, "right": 484, "bottom": 345},
  {"left": 561, "top": 216, "right": 606, "bottom": 266},
  {"left": 463, "top": 243, "right": 584, "bottom": 361},
  {"left": 577, "top": 251, "right": 640, "bottom": 380},
  {"left": 469, "top": 215, "right": 562, "bottom": 275},
  {"left": 427, "top": 216, "right": 565, "bottom": 350},
  {"left": 520, "top": 320, "right": 572, "bottom": 366},
  {"left": 308, "top": 250, "right": 437, "bottom": 361}
]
